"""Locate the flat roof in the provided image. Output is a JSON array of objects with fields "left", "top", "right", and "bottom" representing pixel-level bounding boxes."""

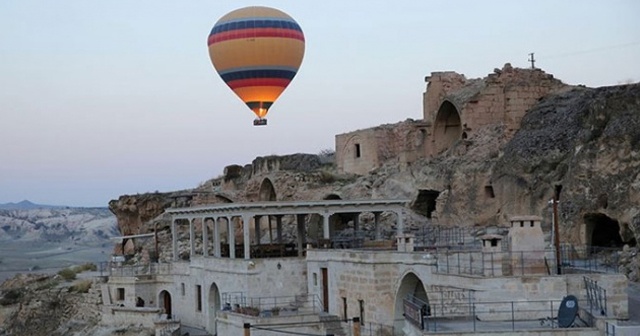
[{"left": 166, "top": 199, "right": 411, "bottom": 219}]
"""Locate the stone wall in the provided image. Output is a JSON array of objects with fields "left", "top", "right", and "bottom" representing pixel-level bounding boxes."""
[{"left": 335, "top": 119, "right": 427, "bottom": 174}]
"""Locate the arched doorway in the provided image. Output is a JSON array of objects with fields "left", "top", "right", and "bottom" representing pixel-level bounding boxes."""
[
  {"left": 394, "top": 272, "right": 429, "bottom": 332},
  {"left": 259, "top": 178, "right": 277, "bottom": 201},
  {"left": 433, "top": 100, "right": 462, "bottom": 154},
  {"left": 208, "top": 283, "right": 221, "bottom": 334},
  {"left": 159, "top": 290, "right": 172, "bottom": 319}
]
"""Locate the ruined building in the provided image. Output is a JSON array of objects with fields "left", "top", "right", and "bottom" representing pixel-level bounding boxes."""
[{"left": 336, "top": 64, "right": 567, "bottom": 174}]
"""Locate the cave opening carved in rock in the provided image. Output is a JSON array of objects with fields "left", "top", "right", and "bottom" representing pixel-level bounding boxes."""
[
  {"left": 584, "top": 213, "right": 625, "bottom": 248},
  {"left": 259, "top": 178, "right": 277, "bottom": 202},
  {"left": 433, "top": 100, "right": 462, "bottom": 154},
  {"left": 412, "top": 190, "right": 440, "bottom": 219}
]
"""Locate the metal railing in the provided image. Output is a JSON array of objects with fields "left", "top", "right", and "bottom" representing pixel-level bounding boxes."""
[
  {"left": 221, "top": 292, "right": 324, "bottom": 317},
  {"left": 420, "top": 298, "right": 590, "bottom": 332},
  {"left": 605, "top": 321, "right": 616, "bottom": 336},
  {"left": 107, "top": 262, "right": 173, "bottom": 277},
  {"left": 584, "top": 276, "right": 607, "bottom": 316},
  {"left": 561, "top": 246, "right": 620, "bottom": 274},
  {"left": 435, "top": 249, "right": 558, "bottom": 277}
]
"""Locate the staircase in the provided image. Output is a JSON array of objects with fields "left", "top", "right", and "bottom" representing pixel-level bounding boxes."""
[
  {"left": 100, "top": 284, "right": 112, "bottom": 305},
  {"left": 320, "top": 314, "right": 346, "bottom": 336}
]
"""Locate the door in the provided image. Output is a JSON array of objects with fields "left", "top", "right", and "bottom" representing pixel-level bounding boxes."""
[{"left": 321, "top": 267, "right": 329, "bottom": 312}]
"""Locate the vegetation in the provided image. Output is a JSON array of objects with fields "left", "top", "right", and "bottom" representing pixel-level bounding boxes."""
[
  {"left": 57, "top": 268, "right": 77, "bottom": 281},
  {"left": 0, "top": 288, "right": 23, "bottom": 306},
  {"left": 57, "top": 262, "right": 98, "bottom": 281},
  {"left": 73, "top": 262, "right": 97, "bottom": 272},
  {"left": 69, "top": 279, "right": 93, "bottom": 293}
]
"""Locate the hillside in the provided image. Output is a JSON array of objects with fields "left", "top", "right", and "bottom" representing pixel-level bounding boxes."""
[{"left": 0, "top": 203, "right": 118, "bottom": 244}]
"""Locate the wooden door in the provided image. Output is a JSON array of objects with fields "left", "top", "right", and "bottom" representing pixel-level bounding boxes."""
[{"left": 321, "top": 267, "right": 329, "bottom": 312}]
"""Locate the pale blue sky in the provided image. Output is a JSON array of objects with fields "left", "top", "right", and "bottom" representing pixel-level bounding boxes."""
[{"left": 1, "top": 1, "right": 639, "bottom": 207}]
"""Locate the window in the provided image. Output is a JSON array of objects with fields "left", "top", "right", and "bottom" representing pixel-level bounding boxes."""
[
  {"left": 355, "top": 144, "right": 361, "bottom": 158},
  {"left": 359, "top": 299, "right": 365, "bottom": 325},
  {"left": 313, "top": 273, "right": 318, "bottom": 286},
  {"left": 484, "top": 185, "right": 495, "bottom": 198},
  {"left": 342, "top": 297, "right": 348, "bottom": 321},
  {"left": 196, "top": 285, "right": 202, "bottom": 312},
  {"left": 181, "top": 283, "right": 185, "bottom": 296},
  {"left": 117, "top": 288, "right": 125, "bottom": 301}
]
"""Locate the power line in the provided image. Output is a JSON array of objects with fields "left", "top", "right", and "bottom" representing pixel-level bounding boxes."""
[{"left": 538, "top": 40, "right": 640, "bottom": 61}]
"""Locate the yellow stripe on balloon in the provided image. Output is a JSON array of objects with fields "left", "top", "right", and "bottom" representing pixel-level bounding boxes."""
[
  {"left": 218, "top": 7, "right": 293, "bottom": 22},
  {"left": 209, "top": 38, "right": 305, "bottom": 72},
  {"left": 232, "top": 86, "right": 286, "bottom": 103}
]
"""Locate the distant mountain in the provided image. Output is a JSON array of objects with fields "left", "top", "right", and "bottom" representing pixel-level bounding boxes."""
[
  {"left": 0, "top": 200, "right": 63, "bottom": 210},
  {"left": 0, "top": 204, "right": 118, "bottom": 244}
]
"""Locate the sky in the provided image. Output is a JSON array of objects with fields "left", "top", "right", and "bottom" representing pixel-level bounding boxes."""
[{"left": 1, "top": 1, "right": 639, "bottom": 207}]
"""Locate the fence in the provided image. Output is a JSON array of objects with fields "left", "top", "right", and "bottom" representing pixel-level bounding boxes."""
[
  {"left": 561, "top": 246, "right": 620, "bottom": 274},
  {"left": 412, "top": 226, "right": 478, "bottom": 249},
  {"left": 221, "top": 292, "right": 324, "bottom": 317},
  {"left": 419, "top": 299, "right": 590, "bottom": 333},
  {"left": 584, "top": 276, "right": 608, "bottom": 316},
  {"left": 435, "top": 249, "right": 558, "bottom": 277},
  {"left": 107, "top": 262, "right": 173, "bottom": 277}
]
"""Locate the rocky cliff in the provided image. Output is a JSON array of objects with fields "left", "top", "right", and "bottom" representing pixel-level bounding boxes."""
[{"left": 108, "top": 83, "right": 640, "bottom": 279}]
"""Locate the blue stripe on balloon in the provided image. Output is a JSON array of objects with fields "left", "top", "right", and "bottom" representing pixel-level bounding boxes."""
[
  {"left": 218, "top": 66, "right": 299, "bottom": 76},
  {"left": 210, "top": 19, "right": 302, "bottom": 35},
  {"left": 220, "top": 69, "right": 297, "bottom": 82}
]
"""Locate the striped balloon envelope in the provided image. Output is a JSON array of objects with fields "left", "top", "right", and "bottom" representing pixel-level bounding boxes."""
[{"left": 207, "top": 6, "right": 305, "bottom": 126}]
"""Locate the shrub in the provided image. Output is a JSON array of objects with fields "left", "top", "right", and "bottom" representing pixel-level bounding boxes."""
[
  {"left": 73, "top": 263, "right": 97, "bottom": 273},
  {"left": 69, "top": 279, "right": 92, "bottom": 293},
  {"left": 36, "top": 279, "right": 60, "bottom": 291},
  {"left": 57, "top": 268, "right": 77, "bottom": 281},
  {"left": 0, "top": 288, "right": 22, "bottom": 306}
]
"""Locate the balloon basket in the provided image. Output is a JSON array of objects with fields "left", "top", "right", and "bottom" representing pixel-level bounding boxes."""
[{"left": 253, "top": 118, "right": 267, "bottom": 126}]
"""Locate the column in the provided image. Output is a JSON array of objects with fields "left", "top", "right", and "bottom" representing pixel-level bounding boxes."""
[
  {"left": 353, "top": 213, "right": 360, "bottom": 232},
  {"left": 323, "top": 212, "right": 331, "bottom": 239},
  {"left": 213, "top": 217, "right": 221, "bottom": 258},
  {"left": 189, "top": 218, "right": 195, "bottom": 258},
  {"left": 202, "top": 217, "right": 209, "bottom": 257},
  {"left": 276, "top": 215, "right": 283, "bottom": 243},
  {"left": 228, "top": 217, "right": 236, "bottom": 259},
  {"left": 172, "top": 219, "right": 178, "bottom": 261},
  {"left": 396, "top": 208, "right": 404, "bottom": 235},
  {"left": 373, "top": 212, "right": 382, "bottom": 240},
  {"left": 243, "top": 214, "right": 251, "bottom": 260},
  {"left": 296, "top": 214, "right": 306, "bottom": 257},
  {"left": 254, "top": 215, "right": 262, "bottom": 245}
]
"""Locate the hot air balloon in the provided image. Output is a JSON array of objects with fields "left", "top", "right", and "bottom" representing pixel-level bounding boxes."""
[{"left": 207, "top": 6, "right": 305, "bottom": 126}]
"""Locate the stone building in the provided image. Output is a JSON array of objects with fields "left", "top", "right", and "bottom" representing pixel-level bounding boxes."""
[{"left": 335, "top": 64, "right": 567, "bottom": 174}]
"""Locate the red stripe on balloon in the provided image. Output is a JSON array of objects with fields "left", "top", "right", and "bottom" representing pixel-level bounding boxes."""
[
  {"left": 208, "top": 28, "right": 305, "bottom": 45},
  {"left": 226, "top": 78, "right": 291, "bottom": 89}
]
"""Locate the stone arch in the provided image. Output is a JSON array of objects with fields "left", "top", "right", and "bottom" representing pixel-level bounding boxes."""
[
  {"left": 394, "top": 271, "right": 429, "bottom": 331},
  {"left": 259, "top": 178, "right": 277, "bottom": 201},
  {"left": 158, "top": 290, "right": 172, "bottom": 318},
  {"left": 584, "top": 213, "right": 624, "bottom": 248},
  {"left": 340, "top": 134, "right": 364, "bottom": 160},
  {"left": 323, "top": 193, "right": 342, "bottom": 200},
  {"left": 208, "top": 283, "right": 221, "bottom": 333},
  {"left": 433, "top": 100, "right": 462, "bottom": 153}
]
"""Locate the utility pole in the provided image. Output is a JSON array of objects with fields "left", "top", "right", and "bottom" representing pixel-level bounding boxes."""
[
  {"left": 528, "top": 52, "right": 536, "bottom": 69},
  {"left": 553, "top": 185, "right": 562, "bottom": 275}
]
